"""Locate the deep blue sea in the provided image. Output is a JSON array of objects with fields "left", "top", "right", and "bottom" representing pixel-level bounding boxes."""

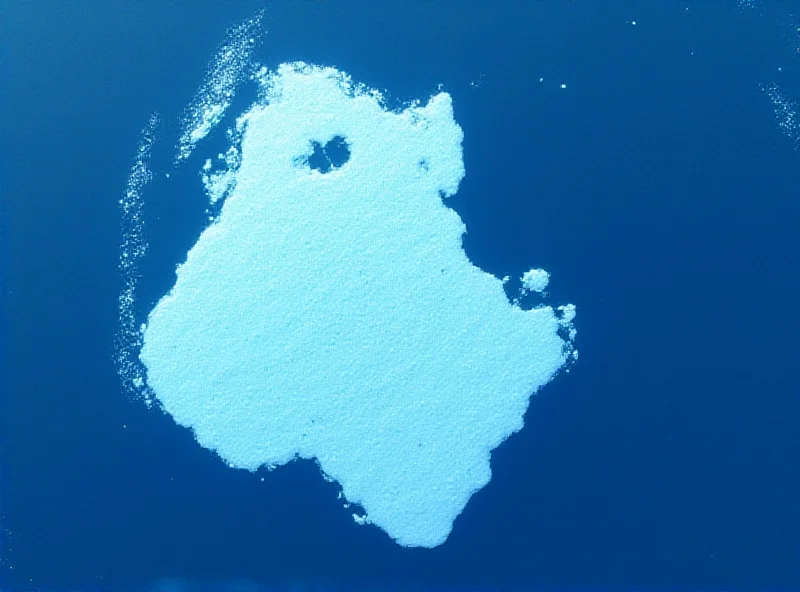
[{"left": 2, "top": 2, "right": 800, "bottom": 591}]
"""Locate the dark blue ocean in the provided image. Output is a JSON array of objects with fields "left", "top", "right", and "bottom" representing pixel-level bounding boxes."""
[{"left": 2, "top": 2, "right": 800, "bottom": 591}]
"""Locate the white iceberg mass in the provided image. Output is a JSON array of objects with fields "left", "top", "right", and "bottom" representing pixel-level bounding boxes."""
[{"left": 140, "top": 62, "right": 576, "bottom": 548}]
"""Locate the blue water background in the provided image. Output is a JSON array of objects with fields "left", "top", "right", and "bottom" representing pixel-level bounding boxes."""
[{"left": 2, "top": 1, "right": 799, "bottom": 589}]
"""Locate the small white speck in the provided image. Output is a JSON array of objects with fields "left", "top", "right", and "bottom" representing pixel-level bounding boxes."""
[
  {"left": 538, "top": 77, "right": 544, "bottom": 83},
  {"left": 560, "top": 83, "right": 567, "bottom": 89}
]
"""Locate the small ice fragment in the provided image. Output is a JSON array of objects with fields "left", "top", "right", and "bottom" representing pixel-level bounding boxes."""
[{"left": 521, "top": 268, "right": 550, "bottom": 293}]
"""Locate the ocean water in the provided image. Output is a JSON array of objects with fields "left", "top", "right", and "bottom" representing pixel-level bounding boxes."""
[{"left": 2, "top": 1, "right": 800, "bottom": 591}]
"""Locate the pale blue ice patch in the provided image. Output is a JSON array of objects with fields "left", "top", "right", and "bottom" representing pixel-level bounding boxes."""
[{"left": 140, "top": 63, "right": 577, "bottom": 548}]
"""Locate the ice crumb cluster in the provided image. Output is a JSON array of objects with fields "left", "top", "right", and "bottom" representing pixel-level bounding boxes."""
[
  {"left": 737, "top": 0, "right": 760, "bottom": 10},
  {"left": 140, "top": 62, "right": 577, "bottom": 548},
  {"left": 201, "top": 145, "right": 242, "bottom": 205},
  {"left": 176, "top": 12, "right": 263, "bottom": 163},
  {"left": 115, "top": 114, "right": 159, "bottom": 403},
  {"left": 521, "top": 268, "right": 550, "bottom": 293},
  {"left": 762, "top": 82, "right": 800, "bottom": 148}
]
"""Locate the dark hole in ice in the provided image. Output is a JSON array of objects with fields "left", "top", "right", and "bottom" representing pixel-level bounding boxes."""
[
  {"left": 305, "top": 135, "right": 351, "bottom": 173},
  {"left": 324, "top": 135, "right": 350, "bottom": 168}
]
